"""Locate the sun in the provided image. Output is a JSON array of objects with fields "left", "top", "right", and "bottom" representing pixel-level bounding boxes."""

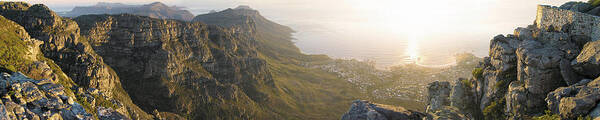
[{"left": 406, "top": 33, "right": 420, "bottom": 63}]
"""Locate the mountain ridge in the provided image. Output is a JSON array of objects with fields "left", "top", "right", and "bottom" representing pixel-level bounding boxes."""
[{"left": 63, "top": 2, "right": 194, "bottom": 21}]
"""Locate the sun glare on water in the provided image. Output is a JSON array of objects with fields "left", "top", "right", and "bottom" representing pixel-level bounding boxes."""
[{"left": 406, "top": 33, "right": 420, "bottom": 63}]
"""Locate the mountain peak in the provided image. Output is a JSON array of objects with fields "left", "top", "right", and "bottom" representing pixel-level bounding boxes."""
[
  {"left": 95, "top": 2, "right": 131, "bottom": 7},
  {"left": 64, "top": 2, "right": 195, "bottom": 21},
  {"left": 147, "top": 2, "right": 167, "bottom": 7},
  {"left": 235, "top": 5, "right": 253, "bottom": 10}
]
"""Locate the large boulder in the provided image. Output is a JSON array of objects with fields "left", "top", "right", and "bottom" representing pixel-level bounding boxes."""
[
  {"left": 450, "top": 78, "right": 482, "bottom": 119},
  {"left": 341, "top": 100, "right": 426, "bottom": 120},
  {"left": 505, "top": 81, "right": 528, "bottom": 119},
  {"left": 423, "top": 106, "right": 468, "bottom": 120},
  {"left": 426, "top": 81, "right": 451, "bottom": 113},
  {"left": 546, "top": 77, "right": 600, "bottom": 119},
  {"left": 572, "top": 41, "right": 600, "bottom": 78},
  {"left": 516, "top": 40, "right": 566, "bottom": 96},
  {"left": 479, "top": 34, "right": 520, "bottom": 112}
]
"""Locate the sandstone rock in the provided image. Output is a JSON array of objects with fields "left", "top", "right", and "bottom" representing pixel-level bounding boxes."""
[
  {"left": 479, "top": 35, "right": 520, "bottom": 111},
  {"left": 341, "top": 100, "right": 425, "bottom": 120},
  {"left": 75, "top": 11, "right": 276, "bottom": 119},
  {"left": 0, "top": 2, "right": 151, "bottom": 119},
  {"left": 0, "top": 72, "right": 95, "bottom": 119},
  {"left": 546, "top": 77, "right": 600, "bottom": 119},
  {"left": 423, "top": 106, "right": 467, "bottom": 120},
  {"left": 505, "top": 81, "right": 527, "bottom": 119},
  {"left": 514, "top": 27, "right": 534, "bottom": 40},
  {"left": 514, "top": 39, "right": 566, "bottom": 114},
  {"left": 97, "top": 107, "right": 130, "bottom": 120},
  {"left": 450, "top": 78, "right": 482, "bottom": 119},
  {"left": 426, "top": 81, "right": 451, "bottom": 113},
  {"left": 572, "top": 41, "right": 600, "bottom": 78}
]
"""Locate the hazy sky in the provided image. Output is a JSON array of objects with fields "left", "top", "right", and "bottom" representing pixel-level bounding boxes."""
[{"left": 20, "top": 0, "right": 580, "bottom": 67}]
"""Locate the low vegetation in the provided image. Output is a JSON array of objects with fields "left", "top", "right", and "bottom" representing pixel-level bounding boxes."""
[
  {"left": 472, "top": 68, "right": 483, "bottom": 80},
  {"left": 0, "top": 16, "right": 31, "bottom": 72},
  {"left": 533, "top": 110, "right": 560, "bottom": 120},
  {"left": 589, "top": 0, "right": 600, "bottom": 7},
  {"left": 483, "top": 98, "right": 506, "bottom": 120}
]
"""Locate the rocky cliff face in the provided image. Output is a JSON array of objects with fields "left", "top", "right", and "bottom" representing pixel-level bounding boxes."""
[
  {"left": 0, "top": 13, "right": 131, "bottom": 119},
  {"left": 73, "top": 13, "right": 277, "bottom": 119},
  {"left": 0, "top": 2, "right": 152, "bottom": 119},
  {"left": 64, "top": 2, "right": 195, "bottom": 21}
]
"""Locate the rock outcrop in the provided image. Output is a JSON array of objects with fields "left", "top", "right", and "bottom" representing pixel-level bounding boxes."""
[
  {"left": 73, "top": 13, "right": 276, "bottom": 119},
  {"left": 572, "top": 41, "right": 600, "bottom": 78},
  {"left": 0, "top": 13, "right": 129, "bottom": 119},
  {"left": 0, "top": 72, "right": 95, "bottom": 119},
  {"left": 421, "top": 79, "right": 480, "bottom": 120},
  {"left": 63, "top": 2, "right": 195, "bottom": 21},
  {"left": 425, "top": 81, "right": 451, "bottom": 113},
  {"left": 0, "top": 2, "right": 152, "bottom": 119},
  {"left": 341, "top": 100, "right": 426, "bottom": 120}
]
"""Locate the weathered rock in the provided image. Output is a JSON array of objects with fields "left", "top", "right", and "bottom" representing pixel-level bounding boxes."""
[
  {"left": 450, "top": 78, "right": 482, "bottom": 119},
  {"left": 98, "top": 107, "right": 130, "bottom": 120},
  {"left": 341, "top": 100, "right": 425, "bottom": 120},
  {"left": 0, "top": 2, "right": 150, "bottom": 119},
  {"left": 478, "top": 34, "right": 520, "bottom": 114},
  {"left": 0, "top": 72, "right": 95, "bottom": 120},
  {"left": 517, "top": 39, "right": 565, "bottom": 95},
  {"left": 587, "top": 6, "right": 600, "bottom": 16},
  {"left": 572, "top": 41, "right": 600, "bottom": 78},
  {"left": 505, "top": 81, "right": 527, "bottom": 119},
  {"left": 559, "top": 1, "right": 593, "bottom": 13},
  {"left": 74, "top": 11, "right": 276, "bottom": 119},
  {"left": 589, "top": 102, "right": 600, "bottom": 119},
  {"left": 546, "top": 77, "right": 600, "bottom": 119},
  {"left": 423, "top": 106, "right": 468, "bottom": 120},
  {"left": 426, "top": 81, "right": 451, "bottom": 113}
]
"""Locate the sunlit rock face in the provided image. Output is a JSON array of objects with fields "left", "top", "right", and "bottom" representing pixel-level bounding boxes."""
[
  {"left": 572, "top": 41, "right": 600, "bottom": 78},
  {"left": 0, "top": 13, "right": 136, "bottom": 119},
  {"left": 75, "top": 13, "right": 276, "bottom": 119},
  {"left": 536, "top": 5, "right": 600, "bottom": 41}
]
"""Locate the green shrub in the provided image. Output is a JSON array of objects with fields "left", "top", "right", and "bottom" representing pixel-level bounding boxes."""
[
  {"left": 461, "top": 79, "right": 473, "bottom": 88},
  {"left": 0, "top": 19, "right": 31, "bottom": 72},
  {"left": 483, "top": 99, "right": 506, "bottom": 120},
  {"left": 590, "top": 0, "right": 600, "bottom": 7},
  {"left": 578, "top": 116, "right": 592, "bottom": 120},
  {"left": 533, "top": 110, "right": 560, "bottom": 120},
  {"left": 93, "top": 94, "right": 118, "bottom": 109},
  {"left": 472, "top": 68, "right": 483, "bottom": 80}
]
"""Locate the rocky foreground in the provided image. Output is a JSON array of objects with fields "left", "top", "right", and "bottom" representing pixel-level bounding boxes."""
[{"left": 342, "top": 1, "right": 600, "bottom": 120}]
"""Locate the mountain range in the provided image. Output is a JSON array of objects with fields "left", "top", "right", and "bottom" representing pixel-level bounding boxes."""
[{"left": 62, "top": 2, "right": 195, "bottom": 21}]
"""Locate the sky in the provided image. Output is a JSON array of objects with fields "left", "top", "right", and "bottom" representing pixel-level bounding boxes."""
[{"left": 19, "top": 0, "right": 580, "bottom": 67}]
